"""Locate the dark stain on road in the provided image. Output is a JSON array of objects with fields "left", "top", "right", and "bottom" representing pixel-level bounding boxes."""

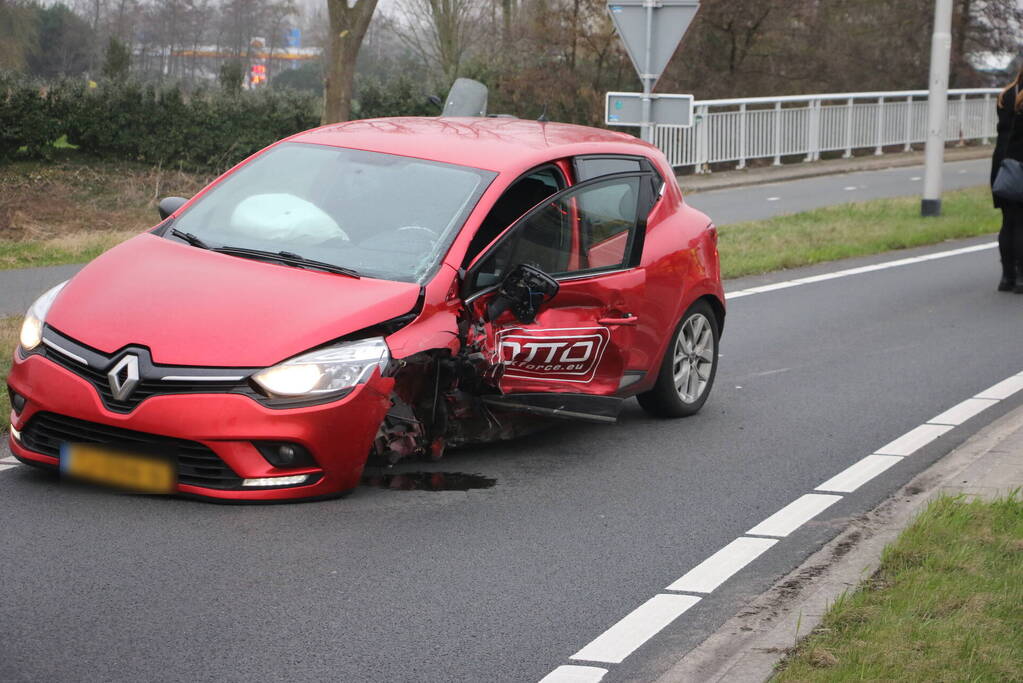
[{"left": 362, "top": 471, "right": 496, "bottom": 491}]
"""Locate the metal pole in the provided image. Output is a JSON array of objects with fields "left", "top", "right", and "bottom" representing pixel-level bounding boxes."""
[
  {"left": 640, "top": 1, "right": 654, "bottom": 142},
  {"left": 921, "top": 0, "right": 953, "bottom": 217}
]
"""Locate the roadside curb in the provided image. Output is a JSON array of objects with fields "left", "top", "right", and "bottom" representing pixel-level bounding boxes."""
[
  {"left": 676, "top": 146, "right": 992, "bottom": 195},
  {"left": 655, "top": 402, "right": 1023, "bottom": 683}
]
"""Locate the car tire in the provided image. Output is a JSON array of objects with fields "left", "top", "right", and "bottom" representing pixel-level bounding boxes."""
[{"left": 637, "top": 300, "right": 719, "bottom": 418}]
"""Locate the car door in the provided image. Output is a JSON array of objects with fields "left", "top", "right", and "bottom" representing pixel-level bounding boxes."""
[{"left": 462, "top": 171, "right": 657, "bottom": 419}]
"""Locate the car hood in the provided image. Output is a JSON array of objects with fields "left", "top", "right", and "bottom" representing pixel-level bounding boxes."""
[{"left": 46, "top": 234, "right": 422, "bottom": 367}]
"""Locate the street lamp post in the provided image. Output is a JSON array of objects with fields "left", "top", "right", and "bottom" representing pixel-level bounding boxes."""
[{"left": 921, "top": 0, "right": 954, "bottom": 217}]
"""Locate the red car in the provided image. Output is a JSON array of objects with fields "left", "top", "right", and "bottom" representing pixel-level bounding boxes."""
[{"left": 6, "top": 117, "right": 724, "bottom": 501}]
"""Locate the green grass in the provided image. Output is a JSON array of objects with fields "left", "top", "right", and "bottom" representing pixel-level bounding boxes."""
[
  {"left": 0, "top": 231, "right": 136, "bottom": 270},
  {"left": 719, "top": 185, "right": 999, "bottom": 279},
  {"left": 2, "top": 315, "right": 22, "bottom": 429},
  {"left": 774, "top": 494, "right": 1023, "bottom": 682}
]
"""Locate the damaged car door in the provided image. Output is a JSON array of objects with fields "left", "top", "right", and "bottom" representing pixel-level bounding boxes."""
[{"left": 462, "top": 172, "right": 656, "bottom": 423}]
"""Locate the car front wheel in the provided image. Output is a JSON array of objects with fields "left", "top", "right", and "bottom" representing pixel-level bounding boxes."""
[{"left": 637, "top": 300, "right": 719, "bottom": 418}]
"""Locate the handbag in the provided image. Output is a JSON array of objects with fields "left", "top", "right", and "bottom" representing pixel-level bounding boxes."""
[
  {"left": 994, "top": 159, "right": 1023, "bottom": 204},
  {"left": 994, "top": 84, "right": 1023, "bottom": 203}
]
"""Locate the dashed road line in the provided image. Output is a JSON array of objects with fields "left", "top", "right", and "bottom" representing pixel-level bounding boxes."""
[
  {"left": 665, "top": 537, "right": 777, "bottom": 594},
  {"left": 975, "top": 374, "right": 1023, "bottom": 400},
  {"left": 539, "top": 665, "right": 608, "bottom": 683},
  {"left": 570, "top": 594, "right": 701, "bottom": 664},
  {"left": 875, "top": 424, "right": 954, "bottom": 456},
  {"left": 746, "top": 494, "right": 843, "bottom": 537},
  {"left": 816, "top": 454, "right": 903, "bottom": 493},
  {"left": 538, "top": 367, "right": 1023, "bottom": 681},
  {"left": 928, "top": 398, "right": 999, "bottom": 426}
]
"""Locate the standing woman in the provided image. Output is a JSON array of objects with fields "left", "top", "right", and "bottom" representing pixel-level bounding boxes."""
[{"left": 994, "top": 67, "right": 1023, "bottom": 293}]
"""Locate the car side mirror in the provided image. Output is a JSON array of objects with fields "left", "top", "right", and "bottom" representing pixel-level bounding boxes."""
[
  {"left": 158, "top": 196, "right": 188, "bottom": 220},
  {"left": 486, "top": 263, "right": 559, "bottom": 324}
]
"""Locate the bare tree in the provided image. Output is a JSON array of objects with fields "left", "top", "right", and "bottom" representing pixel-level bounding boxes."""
[
  {"left": 393, "top": 0, "right": 479, "bottom": 83},
  {"left": 322, "top": 0, "right": 379, "bottom": 123}
]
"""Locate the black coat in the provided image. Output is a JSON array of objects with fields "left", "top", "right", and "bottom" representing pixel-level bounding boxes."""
[
  {"left": 995, "top": 85, "right": 1023, "bottom": 209},
  {"left": 993, "top": 88, "right": 1016, "bottom": 209}
]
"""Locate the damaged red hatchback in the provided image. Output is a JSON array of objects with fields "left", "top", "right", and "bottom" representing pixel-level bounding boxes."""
[{"left": 6, "top": 117, "right": 724, "bottom": 501}]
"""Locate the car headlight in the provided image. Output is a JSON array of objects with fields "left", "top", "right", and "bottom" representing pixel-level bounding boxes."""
[
  {"left": 252, "top": 338, "right": 390, "bottom": 398},
  {"left": 19, "top": 281, "right": 68, "bottom": 351}
]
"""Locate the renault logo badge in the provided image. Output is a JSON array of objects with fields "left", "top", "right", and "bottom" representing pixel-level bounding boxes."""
[{"left": 108, "top": 354, "right": 140, "bottom": 401}]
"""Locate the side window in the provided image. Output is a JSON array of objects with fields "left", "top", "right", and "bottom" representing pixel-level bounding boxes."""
[
  {"left": 575, "top": 154, "right": 664, "bottom": 213},
  {"left": 574, "top": 156, "right": 642, "bottom": 182},
  {"left": 470, "top": 176, "right": 644, "bottom": 291},
  {"left": 462, "top": 166, "right": 564, "bottom": 268}
]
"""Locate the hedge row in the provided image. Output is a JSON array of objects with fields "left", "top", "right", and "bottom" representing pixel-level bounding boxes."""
[{"left": 0, "top": 73, "right": 321, "bottom": 172}]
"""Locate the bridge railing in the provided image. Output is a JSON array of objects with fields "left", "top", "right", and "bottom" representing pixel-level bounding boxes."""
[{"left": 654, "top": 89, "right": 1001, "bottom": 172}]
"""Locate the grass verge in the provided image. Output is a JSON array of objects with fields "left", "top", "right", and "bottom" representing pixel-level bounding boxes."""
[
  {"left": 719, "top": 185, "right": 998, "bottom": 279},
  {"left": 0, "top": 231, "right": 137, "bottom": 269},
  {"left": 2, "top": 316, "right": 22, "bottom": 430},
  {"left": 774, "top": 494, "right": 1023, "bottom": 682},
  {"left": 0, "top": 153, "right": 210, "bottom": 270}
]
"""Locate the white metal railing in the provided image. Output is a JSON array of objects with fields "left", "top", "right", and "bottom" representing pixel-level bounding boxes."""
[{"left": 654, "top": 88, "right": 1000, "bottom": 172}]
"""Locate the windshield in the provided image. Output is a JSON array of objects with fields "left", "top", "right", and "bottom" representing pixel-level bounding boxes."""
[{"left": 170, "top": 142, "right": 496, "bottom": 283}]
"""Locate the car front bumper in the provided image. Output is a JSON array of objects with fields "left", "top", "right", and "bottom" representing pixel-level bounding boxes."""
[{"left": 6, "top": 351, "right": 393, "bottom": 501}]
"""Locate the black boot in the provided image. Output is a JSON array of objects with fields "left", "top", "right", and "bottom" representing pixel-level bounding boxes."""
[
  {"left": 1015, "top": 266, "right": 1023, "bottom": 294},
  {"left": 999, "top": 273, "right": 1015, "bottom": 292}
]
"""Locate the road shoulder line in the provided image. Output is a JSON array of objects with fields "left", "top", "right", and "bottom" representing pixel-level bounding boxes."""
[{"left": 653, "top": 402, "right": 1023, "bottom": 683}]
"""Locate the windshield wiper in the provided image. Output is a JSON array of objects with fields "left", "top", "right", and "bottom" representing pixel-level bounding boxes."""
[
  {"left": 169, "top": 228, "right": 211, "bottom": 250},
  {"left": 214, "top": 246, "right": 361, "bottom": 279}
]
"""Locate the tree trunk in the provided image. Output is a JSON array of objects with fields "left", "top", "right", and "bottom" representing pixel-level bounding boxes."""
[{"left": 323, "top": 0, "right": 379, "bottom": 124}]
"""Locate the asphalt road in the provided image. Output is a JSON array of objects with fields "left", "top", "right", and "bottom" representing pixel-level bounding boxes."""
[
  {"left": 2, "top": 162, "right": 1015, "bottom": 683},
  {"left": 0, "top": 157, "right": 990, "bottom": 318},
  {"left": 685, "top": 157, "right": 989, "bottom": 224}
]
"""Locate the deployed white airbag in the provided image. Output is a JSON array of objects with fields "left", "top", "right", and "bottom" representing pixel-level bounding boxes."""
[{"left": 229, "top": 194, "right": 349, "bottom": 244}]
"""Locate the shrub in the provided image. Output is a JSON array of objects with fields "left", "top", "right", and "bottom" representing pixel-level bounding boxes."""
[
  {"left": 1, "top": 74, "right": 321, "bottom": 172},
  {"left": 0, "top": 73, "right": 65, "bottom": 160}
]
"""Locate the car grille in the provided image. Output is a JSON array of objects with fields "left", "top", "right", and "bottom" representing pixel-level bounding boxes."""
[
  {"left": 19, "top": 412, "right": 243, "bottom": 490},
  {"left": 43, "top": 349, "right": 245, "bottom": 413},
  {"left": 37, "top": 327, "right": 258, "bottom": 413}
]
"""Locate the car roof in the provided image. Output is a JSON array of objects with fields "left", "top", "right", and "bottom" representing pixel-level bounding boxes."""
[{"left": 291, "top": 117, "right": 659, "bottom": 173}]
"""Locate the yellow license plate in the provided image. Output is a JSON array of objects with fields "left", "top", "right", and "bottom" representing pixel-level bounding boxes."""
[{"left": 60, "top": 443, "right": 176, "bottom": 494}]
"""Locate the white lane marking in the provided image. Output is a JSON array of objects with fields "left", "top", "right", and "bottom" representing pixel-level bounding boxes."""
[
  {"left": 544, "top": 365, "right": 1022, "bottom": 678},
  {"left": 875, "top": 424, "right": 954, "bottom": 456},
  {"left": 928, "top": 398, "right": 1000, "bottom": 426},
  {"left": 665, "top": 537, "right": 777, "bottom": 594},
  {"left": 749, "top": 367, "right": 791, "bottom": 378},
  {"left": 746, "top": 494, "right": 842, "bottom": 538},
  {"left": 0, "top": 464, "right": 18, "bottom": 472},
  {"left": 843, "top": 186, "right": 858, "bottom": 191},
  {"left": 975, "top": 374, "right": 1023, "bottom": 400},
  {"left": 538, "top": 665, "right": 608, "bottom": 683},
  {"left": 816, "top": 454, "right": 904, "bottom": 493},
  {"left": 766, "top": 196, "right": 781, "bottom": 202},
  {"left": 726, "top": 242, "right": 997, "bottom": 300},
  {"left": 0, "top": 456, "right": 17, "bottom": 465},
  {"left": 570, "top": 594, "right": 701, "bottom": 664},
  {"left": 910, "top": 176, "right": 922, "bottom": 181}
]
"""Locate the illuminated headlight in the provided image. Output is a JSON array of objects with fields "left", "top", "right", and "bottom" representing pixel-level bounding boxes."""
[
  {"left": 242, "top": 475, "right": 310, "bottom": 487},
  {"left": 19, "top": 281, "right": 68, "bottom": 351},
  {"left": 252, "top": 337, "right": 390, "bottom": 398}
]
